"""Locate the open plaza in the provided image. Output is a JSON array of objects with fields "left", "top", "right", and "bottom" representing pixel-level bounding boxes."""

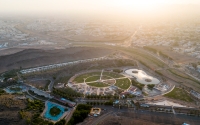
[{"left": 67, "top": 68, "right": 172, "bottom": 96}]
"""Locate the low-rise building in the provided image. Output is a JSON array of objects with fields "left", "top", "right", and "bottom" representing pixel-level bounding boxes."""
[{"left": 90, "top": 108, "right": 101, "bottom": 116}]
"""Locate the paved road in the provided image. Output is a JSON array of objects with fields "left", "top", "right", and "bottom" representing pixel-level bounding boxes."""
[
  {"left": 90, "top": 111, "right": 113, "bottom": 125},
  {"left": 142, "top": 47, "right": 200, "bottom": 82},
  {"left": 85, "top": 106, "right": 200, "bottom": 125}
]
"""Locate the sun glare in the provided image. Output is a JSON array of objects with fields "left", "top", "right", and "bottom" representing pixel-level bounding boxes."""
[{"left": 115, "top": 0, "right": 167, "bottom": 12}]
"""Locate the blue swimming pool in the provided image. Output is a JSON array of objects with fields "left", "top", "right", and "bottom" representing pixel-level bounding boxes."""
[{"left": 44, "top": 101, "right": 66, "bottom": 121}]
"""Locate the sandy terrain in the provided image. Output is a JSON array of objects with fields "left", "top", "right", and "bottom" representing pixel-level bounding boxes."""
[
  {"left": 98, "top": 111, "right": 200, "bottom": 125},
  {"left": 147, "top": 100, "right": 187, "bottom": 107},
  {"left": 0, "top": 47, "right": 113, "bottom": 73},
  {"left": 27, "top": 80, "right": 50, "bottom": 90}
]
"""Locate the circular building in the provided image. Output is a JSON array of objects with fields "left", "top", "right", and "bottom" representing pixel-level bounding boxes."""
[{"left": 125, "top": 69, "right": 160, "bottom": 85}]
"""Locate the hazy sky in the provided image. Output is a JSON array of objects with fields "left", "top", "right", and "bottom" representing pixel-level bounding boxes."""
[{"left": 0, "top": 0, "right": 200, "bottom": 15}]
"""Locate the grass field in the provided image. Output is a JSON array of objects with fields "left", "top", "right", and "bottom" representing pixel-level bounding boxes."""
[
  {"left": 103, "top": 72, "right": 124, "bottom": 78},
  {"left": 85, "top": 75, "right": 101, "bottom": 82},
  {"left": 101, "top": 75, "right": 113, "bottom": 80},
  {"left": 87, "top": 82, "right": 109, "bottom": 87},
  {"left": 115, "top": 78, "right": 131, "bottom": 90},
  {"left": 73, "top": 71, "right": 123, "bottom": 83},
  {"left": 73, "top": 72, "right": 101, "bottom": 83},
  {"left": 73, "top": 71, "right": 131, "bottom": 89},
  {"left": 164, "top": 87, "right": 194, "bottom": 102}
]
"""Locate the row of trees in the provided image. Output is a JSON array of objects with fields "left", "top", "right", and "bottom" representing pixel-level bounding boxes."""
[
  {"left": 52, "top": 87, "right": 82, "bottom": 101},
  {"left": 86, "top": 95, "right": 114, "bottom": 99},
  {"left": 86, "top": 100, "right": 113, "bottom": 106},
  {"left": 67, "top": 104, "right": 92, "bottom": 125},
  {"left": 86, "top": 94, "right": 136, "bottom": 100}
]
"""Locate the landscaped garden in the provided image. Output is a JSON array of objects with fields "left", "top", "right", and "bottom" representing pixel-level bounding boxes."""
[
  {"left": 115, "top": 78, "right": 131, "bottom": 90},
  {"left": 85, "top": 75, "right": 101, "bottom": 82},
  {"left": 72, "top": 71, "right": 131, "bottom": 89},
  {"left": 73, "top": 72, "right": 101, "bottom": 83},
  {"left": 50, "top": 106, "right": 61, "bottom": 116},
  {"left": 102, "top": 71, "right": 124, "bottom": 78},
  {"left": 87, "top": 82, "right": 110, "bottom": 87}
]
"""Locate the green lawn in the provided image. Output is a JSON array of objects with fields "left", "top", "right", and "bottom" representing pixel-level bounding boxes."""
[
  {"left": 103, "top": 72, "right": 124, "bottom": 78},
  {"left": 115, "top": 78, "right": 131, "bottom": 90},
  {"left": 85, "top": 75, "right": 101, "bottom": 82},
  {"left": 73, "top": 71, "right": 124, "bottom": 83},
  {"left": 164, "top": 87, "right": 194, "bottom": 102},
  {"left": 87, "top": 82, "right": 109, "bottom": 87},
  {"left": 101, "top": 75, "right": 113, "bottom": 80},
  {"left": 73, "top": 72, "right": 101, "bottom": 83}
]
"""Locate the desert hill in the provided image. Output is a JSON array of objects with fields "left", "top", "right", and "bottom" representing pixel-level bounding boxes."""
[{"left": 0, "top": 47, "right": 113, "bottom": 73}]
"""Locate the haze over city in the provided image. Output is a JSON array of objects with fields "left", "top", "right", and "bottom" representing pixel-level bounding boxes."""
[
  {"left": 0, "top": 0, "right": 200, "bottom": 125},
  {"left": 1, "top": 0, "right": 200, "bottom": 15}
]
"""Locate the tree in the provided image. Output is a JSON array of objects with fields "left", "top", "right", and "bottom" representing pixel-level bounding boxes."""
[
  {"left": 53, "top": 76, "right": 57, "bottom": 80},
  {"left": 55, "top": 119, "right": 66, "bottom": 125},
  {"left": 0, "top": 88, "right": 5, "bottom": 95},
  {"left": 67, "top": 104, "right": 91, "bottom": 125}
]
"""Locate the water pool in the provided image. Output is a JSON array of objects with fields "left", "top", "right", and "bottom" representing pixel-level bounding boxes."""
[
  {"left": 4, "top": 85, "right": 27, "bottom": 93},
  {"left": 44, "top": 101, "right": 67, "bottom": 121}
]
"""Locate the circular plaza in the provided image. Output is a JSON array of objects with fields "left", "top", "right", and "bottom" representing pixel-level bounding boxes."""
[{"left": 68, "top": 70, "right": 132, "bottom": 95}]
